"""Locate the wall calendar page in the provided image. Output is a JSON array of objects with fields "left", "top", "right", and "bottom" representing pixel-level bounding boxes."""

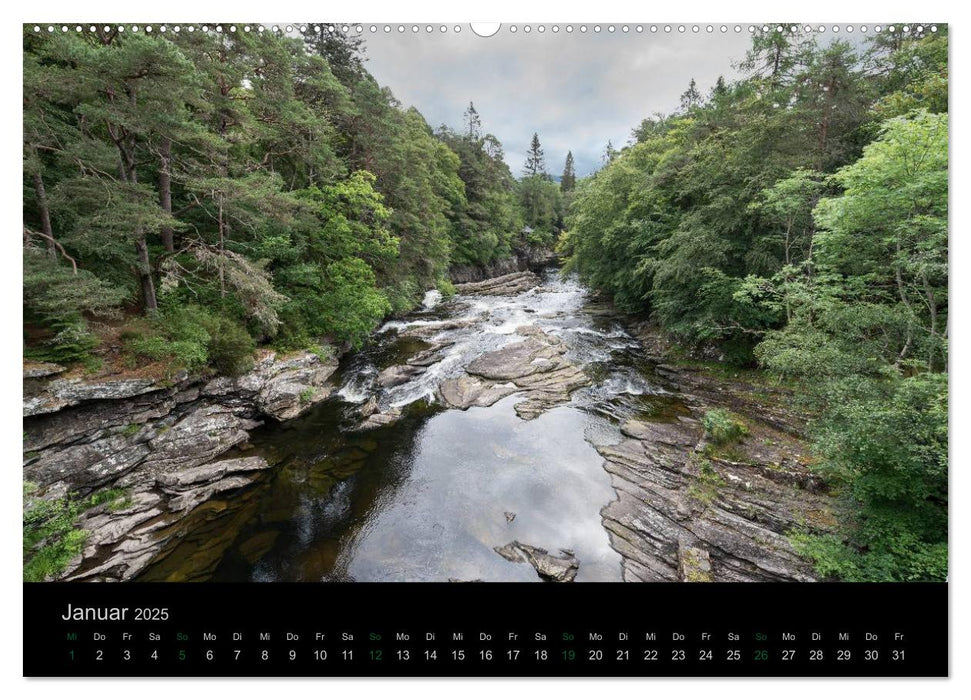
[{"left": 20, "top": 13, "right": 950, "bottom": 682}]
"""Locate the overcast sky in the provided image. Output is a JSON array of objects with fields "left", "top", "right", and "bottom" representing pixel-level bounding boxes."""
[{"left": 358, "top": 27, "right": 752, "bottom": 177}]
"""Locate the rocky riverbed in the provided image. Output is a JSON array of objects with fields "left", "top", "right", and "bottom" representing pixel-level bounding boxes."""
[{"left": 23, "top": 268, "right": 834, "bottom": 583}]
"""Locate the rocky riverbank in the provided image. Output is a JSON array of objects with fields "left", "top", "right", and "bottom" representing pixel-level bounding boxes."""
[
  {"left": 23, "top": 350, "right": 339, "bottom": 581},
  {"left": 592, "top": 319, "right": 833, "bottom": 582},
  {"left": 447, "top": 246, "right": 557, "bottom": 284}
]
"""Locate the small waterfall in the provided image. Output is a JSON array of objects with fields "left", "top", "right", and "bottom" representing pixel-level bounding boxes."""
[{"left": 421, "top": 289, "right": 443, "bottom": 309}]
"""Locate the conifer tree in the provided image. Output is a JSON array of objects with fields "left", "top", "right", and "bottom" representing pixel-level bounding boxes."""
[
  {"left": 679, "top": 78, "right": 701, "bottom": 111},
  {"left": 523, "top": 132, "right": 546, "bottom": 177},
  {"left": 560, "top": 151, "right": 576, "bottom": 192},
  {"left": 464, "top": 101, "right": 482, "bottom": 141}
]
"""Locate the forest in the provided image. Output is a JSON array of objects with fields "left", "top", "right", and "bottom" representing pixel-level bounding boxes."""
[
  {"left": 23, "top": 26, "right": 566, "bottom": 370},
  {"left": 23, "top": 25, "right": 947, "bottom": 583},
  {"left": 561, "top": 27, "right": 948, "bottom": 581}
]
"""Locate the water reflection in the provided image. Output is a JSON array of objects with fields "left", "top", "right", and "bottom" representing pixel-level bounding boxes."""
[{"left": 344, "top": 396, "right": 622, "bottom": 582}]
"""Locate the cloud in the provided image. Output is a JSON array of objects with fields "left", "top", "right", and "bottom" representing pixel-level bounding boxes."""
[{"left": 359, "top": 27, "right": 752, "bottom": 176}]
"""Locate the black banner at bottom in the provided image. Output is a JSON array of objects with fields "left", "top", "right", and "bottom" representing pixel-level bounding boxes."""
[{"left": 24, "top": 582, "right": 947, "bottom": 677}]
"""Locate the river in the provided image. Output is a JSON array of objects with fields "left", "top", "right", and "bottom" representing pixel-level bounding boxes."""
[{"left": 137, "top": 268, "right": 692, "bottom": 583}]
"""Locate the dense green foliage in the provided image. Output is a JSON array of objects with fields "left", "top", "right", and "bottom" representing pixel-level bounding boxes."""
[
  {"left": 436, "top": 103, "right": 522, "bottom": 266},
  {"left": 23, "top": 28, "right": 556, "bottom": 368},
  {"left": 790, "top": 373, "right": 947, "bottom": 581},
  {"left": 123, "top": 304, "right": 256, "bottom": 375},
  {"left": 564, "top": 29, "right": 948, "bottom": 581},
  {"left": 702, "top": 409, "right": 749, "bottom": 446},
  {"left": 517, "top": 132, "right": 565, "bottom": 246}
]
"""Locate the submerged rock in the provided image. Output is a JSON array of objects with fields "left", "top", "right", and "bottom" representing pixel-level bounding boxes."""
[{"left": 495, "top": 541, "right": 579, "bottom": 582}]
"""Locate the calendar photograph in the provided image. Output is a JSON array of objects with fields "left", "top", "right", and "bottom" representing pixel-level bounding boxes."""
[{"left": 22, "top": 20, "right": 947, "bottom": 594}]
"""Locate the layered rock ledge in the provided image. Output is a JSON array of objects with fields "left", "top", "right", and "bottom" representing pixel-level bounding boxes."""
[
  {"left": 596, "top": 396, "right": 833, "bottom": 583},
  {"left": 454, "top": 270, "right": 541, "bottom": 296},
  {"left": 23, "top": 350, "right": 339, "bottom": 581},
  {"left": 437, "top": 325, "right": 589, "bottom": 420}
]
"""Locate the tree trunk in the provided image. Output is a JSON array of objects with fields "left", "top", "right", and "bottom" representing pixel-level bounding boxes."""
[
  {"left": 817, "top": 76, "right": 836, "bottom": 168},
  {"left": 32, "top": 171, "right": 57, "bottom": 259},
  {"left": 158, "top": 137, "right": 175, "bottom": 252},
  {"left": 218, "top": 195, "right": 226, "bottom": 298},
  {"left": 135, "top": 235, "right": 158, "bottom": 313},
  {"left": 922, "top": 270, "right": 938, "bottom": 371},
  {"left": 894, "top": 238, "right": 914, "bottom": 365}
]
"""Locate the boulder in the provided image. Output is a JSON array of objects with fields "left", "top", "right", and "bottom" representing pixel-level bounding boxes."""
[
  {"left": 495, "top": 541, "right": 579, "bottom": 582},
  {"left": 438, "top": 375, "right": 518, "bottom": 410},
  {"left": 375, "top": 364, "right": 422, "bottom": 388}
]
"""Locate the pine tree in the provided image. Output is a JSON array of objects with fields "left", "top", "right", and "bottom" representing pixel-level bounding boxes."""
[
  {"left": 464, "top": 101, "right": 482, "bottom": 141},
  {"left": 523, "top": 132, "right": 546, "bottom": 177},
  {"left": 301, "top": 25, "right": 367, "bottom": 86},
  {"left": 601, "top": 140, "right": 617, "bottom": 166},
  {"left": 560, "top": 151, "right": 576, "bottom": 192},
  {"left": 680, "top": 78, "right": 701, "bottom": 112},
  {"left": 740, "top": 24, "right": 807, "bottom": 86}
]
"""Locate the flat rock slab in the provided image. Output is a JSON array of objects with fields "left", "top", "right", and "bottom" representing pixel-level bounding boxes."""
[
  {"left": 438, "top": 375, "right": 519, "bottom": 410},
  {"left": 24, "top": 377, "right": 168, "bottom": 417},
  {"left": 400, "top": 318, "right": 479, "bottom": 339},
  {"left": 407, "top": 341, "right": 455, "bottom": 367},
  {"left": 23, "top": 362, "right": 67, "bottom": 379},
  {"left": 621, "top": 419, "right": 699, "bottom": 447},
  {"left": 156, "top": 456, "right": 271, "bottom": 490},
  {"left": 467, "top": 337, "right": 564, "bottom": 381},
  {"left": 354, "top": 410, "right": 403, "bottom": 431},
  {"left": 438, "top": 325, "right": 588, "bottom": 419}
]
